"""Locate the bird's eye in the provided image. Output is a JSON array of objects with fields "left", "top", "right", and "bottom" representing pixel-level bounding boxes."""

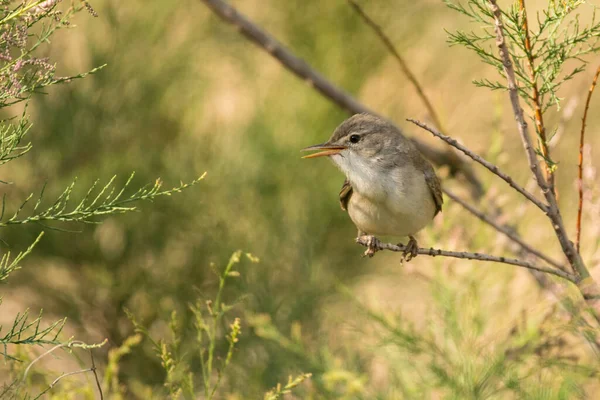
[{"left": 349, "top": 134, "right": 360, "bottom": 144}]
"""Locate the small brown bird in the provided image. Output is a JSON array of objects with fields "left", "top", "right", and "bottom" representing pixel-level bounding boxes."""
[{"left": 302, "top": 114, "right": 443, "bottom": 259}]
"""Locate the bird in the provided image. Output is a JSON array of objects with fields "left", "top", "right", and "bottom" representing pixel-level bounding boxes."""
[{"left": 301, "top": 113, "right": 442, "bottom": 260}]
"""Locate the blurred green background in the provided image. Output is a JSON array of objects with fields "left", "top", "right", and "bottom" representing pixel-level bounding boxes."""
[{"left": 3, "top": 0, "right": 600, "bottom": 398}]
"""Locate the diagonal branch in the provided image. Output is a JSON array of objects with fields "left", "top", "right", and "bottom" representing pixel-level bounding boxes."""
[
  {"left": 576, "top": 65, "right": 600, "bottom": 253},
  {"left": 355, "top": 237, "right": 576, "bottom": 282},
  {"left": 408, "top": 118, "right": 548, "bottom": 212},
  {"left": 198, "top": 0, "right": 482, "bottom": 195},
  {"left": 443, "top": 188, "right": 565, "bottom": 271},
  {"left": 345, "top": 0, "right": 442, "bottom": 131}
]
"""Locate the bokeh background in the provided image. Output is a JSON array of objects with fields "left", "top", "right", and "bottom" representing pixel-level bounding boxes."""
[{"left": 2, "top": 0, "right": 600, "bottom": 398}]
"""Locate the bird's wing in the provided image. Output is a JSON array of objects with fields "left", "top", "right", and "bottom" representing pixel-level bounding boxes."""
[
  {"left": 423, "top": 161, "right": 443, "bottom": 215},
  {"left": 339, "top": 179, "right": 353, "bottom": 211}
]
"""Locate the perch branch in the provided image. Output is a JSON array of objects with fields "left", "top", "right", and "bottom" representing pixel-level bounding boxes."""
[
  {"left": 408, "top": 118, "right": 547, "bottom": 212},
  {"left": 443, "top": 188, "right": 565, "bottom": 271},
  {"left": 576, "top": 65, "right": 600, "bottom": 253},
  {"left": 198, "top": 0, "right": 482, "bottom": 195},
  {"left": 356, "top": 237, "right": 576, "bottom": 282}
]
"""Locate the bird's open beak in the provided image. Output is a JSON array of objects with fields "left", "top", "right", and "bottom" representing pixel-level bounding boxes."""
[{"left": 301, "top": 143, "right": 347, "bottom": 159}]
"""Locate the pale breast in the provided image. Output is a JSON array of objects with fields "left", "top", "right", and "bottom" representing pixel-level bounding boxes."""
[{"left": 346, "top": 166, "right": 436, "bottom": 237}]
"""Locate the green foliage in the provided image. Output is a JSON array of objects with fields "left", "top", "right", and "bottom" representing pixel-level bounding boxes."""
[
  {"left": 264, "top": 373, "right": 313, "bottom": 400},
  {"left": 1, "top": 172, "right": 205, "bottom": 228},
  {"left": 0, "top": 231, "right": 41, "bottom": 281},
  {"left": 446, "top": 0, "right": 600, "bottom": 110},
  {"left": 128, "top": 251, "right": 310, "bottom": 399},
  {"left": 336, "top": 272, "right": 596, "bottom": 399},
  {"left": 0, "top": 305, "right": 64, "bottom": 360},
  {"left": 0, "top": 0, "right": 201, "bottom": 395}
]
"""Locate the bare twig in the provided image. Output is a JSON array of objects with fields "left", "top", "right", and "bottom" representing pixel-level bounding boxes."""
[
  {"left": 518, "top": 0, "right": 554, "bottom": 190},
  {"left": 408, "top": 118, "right": 547, "bottom": 212},
  {"left": 90, "top": 349, "right": 104, "bottom": 400},
  {"left": 198, "top": 0, "right": 483, "bottom": 195},
  {"left": 23, "top": 340, "right": 106, "bottom": 399},
  {"left": 576, "top": 65, "right": 600, "bottom": 253},
  {"left": 34, "top": 368, "right": 95, "bottom": 399},
  {"left": 23, "top": 342, "right": 84, "bottom": 380},
  {"left": 345, "top": 0, "right": 442, "bottom": 130},
  {"left": 356, "top": 236, "right": 576, "bottom": 282},
  {"left": 488, "top": 0, "right": 600, "bottom": 314},
  {"left": 443, "top": 188, "right": 565, "bottom": 271}
]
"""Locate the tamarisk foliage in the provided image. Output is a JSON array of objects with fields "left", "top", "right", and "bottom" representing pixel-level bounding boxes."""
[{"left": 0, "top": 0, "right": 200, "bottom": 394}]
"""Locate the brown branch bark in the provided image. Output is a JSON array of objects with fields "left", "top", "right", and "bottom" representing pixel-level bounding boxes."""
[
  {"left": 518, "top": 0, "right": 554, "bottom": 191},
  {"left": 576, "top": 65, "right": 600, "bottom": 253},
  {"left": 408, "top": 118, "right": 547, "bottom": 212},
  {"left": 198, "top": 0, "right": 482, "bottom": 197},
  {"left": 356, "top": 236, "right": 576, "bottom": 282},
  {"left": 488, "top": 0, "right": 600, "bottom": 318},
  {"left": 90, "top": 348, "right": 104, "bottom": 400}
]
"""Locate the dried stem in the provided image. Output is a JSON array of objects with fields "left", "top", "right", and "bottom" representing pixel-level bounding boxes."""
[
  {"left": 198, "top": 0, "right": 482, "bottom": 195},
  {"left": 90, "top": 349, "right": 104, "bottom": 400},
  {"left": 576, "top": 65, "right": 600, "bottom": 253},
  {"left": 443, "top": 188, "right": 565, "bottom": 271},
  {"left": 518, "top": 0, "right": 554, "bottom": 190},
  {"left": 345, "top": 0, "right": 442, "bottom": 130},
  {"left": 356, "top": 237, "right": 576, "bottom": 282},
  {"left": 408, "top": 118, "right": 547, "bottom": 212}
]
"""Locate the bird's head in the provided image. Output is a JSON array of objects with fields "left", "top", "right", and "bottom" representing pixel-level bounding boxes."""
[{"left": 302, "top": 114, "right": 411, "bottom": 179}]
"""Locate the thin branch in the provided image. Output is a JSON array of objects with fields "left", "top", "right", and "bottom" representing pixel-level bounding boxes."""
[
  {"left": 34, "top": 368, "right": 94, "bottom": 399},
  {"left": 576, "top": 65, "right": 600, "bottom": 253},
  {"left": 443, "top": 188, "right": 565, "bottom": 271},
  {"left": 488, "top": 0, "right": 547, "bottom": 192},
  {"left": 90, "top": 349, "right": 104, "bottom": 400},
  {"left": 519, "top": 0, "right": 554, "bottom": 189},
  {"left": 488, "top": 0, "right": 600, "bottom": 314},
  {"left": 198, "top": 0, "right": 483, "bottom": 195},
  {"left": 23, "top": 342, "right": 78, "bottom": 380},
  {"left": 356, "top": 236, "right": 576, "bottom": 282},
  {"left": 345, "top": 0, "right": 442, "bottom": 130},
  {"left": 408, "top": 118, "right": 548, "bottom": 212}
]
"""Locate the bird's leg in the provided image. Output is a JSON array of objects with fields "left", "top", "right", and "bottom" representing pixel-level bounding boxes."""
[
  {"left": 398, "top": 235, "right": 419, "bottom": 261},
  {"left": 357, "top": 230, "right": 381, "bottom": 258}
]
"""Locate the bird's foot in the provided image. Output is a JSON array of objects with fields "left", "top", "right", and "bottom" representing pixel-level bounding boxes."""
[
  {"left": 398, "top": 236, "right": 419, "bottom": 262},
  {"left": 358, "top": 235, "right": 381, "bottom": 258}
]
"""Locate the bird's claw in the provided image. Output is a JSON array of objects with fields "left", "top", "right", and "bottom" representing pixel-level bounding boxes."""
[
  {"left": 399, "top": 236, "right": 419, "bottom": 262},
  {"left": 358, "top": 235, "right": 381, "bottom": 258}
]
